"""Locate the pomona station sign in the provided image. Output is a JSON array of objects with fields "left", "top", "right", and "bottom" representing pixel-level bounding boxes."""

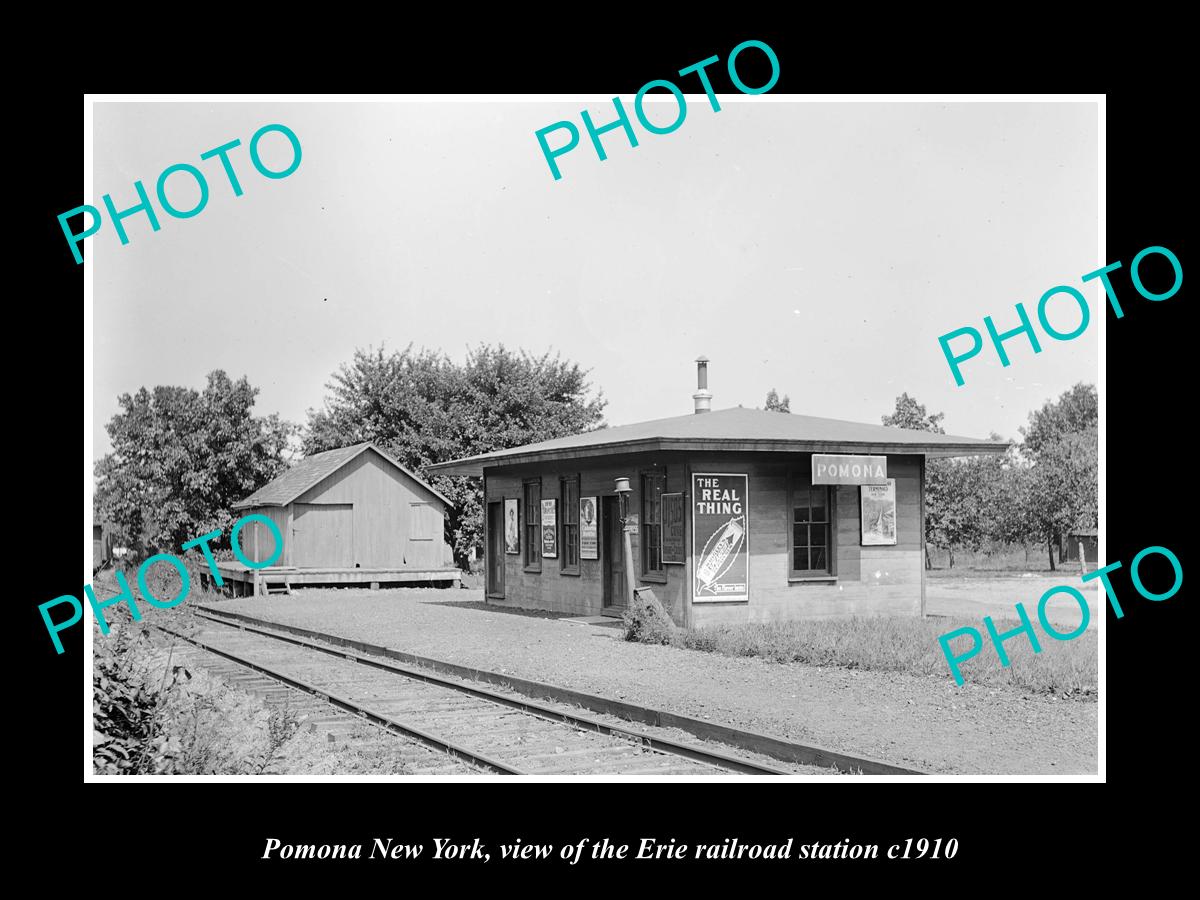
[{"left": 811, "top": 454, "right": 888, "bottom": 485}]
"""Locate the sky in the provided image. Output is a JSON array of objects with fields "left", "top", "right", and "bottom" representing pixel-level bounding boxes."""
[{"left": 91, "top": 99, "right": 1098, "bottom": 458}]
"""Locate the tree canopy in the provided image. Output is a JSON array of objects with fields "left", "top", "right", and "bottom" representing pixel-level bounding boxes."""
[
  {"left": 882, "top": 392, "right": 946, "bottom": 433},
  {"left": 881, "top": 386, "right": 1096, "bottom": 571},
  {"left": 94, "top": 371, "right": 295, "bottom": 556},
  {"left": 1020, "top": 383, "right": 1097, "bottom": 458},
  {"left": 764, "top": 389, "right": 791, "bottom": 413},
  {"left": 305, "top": 344, "right": 607, "bottom": 564}
]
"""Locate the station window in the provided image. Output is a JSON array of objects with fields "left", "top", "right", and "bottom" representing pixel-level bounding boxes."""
[
  {"left": 789, "top": 473, "right": 835, "bottom": 578},
  {"left": 561, "top": 475, "right": 580, "bottom": 575},
  {"left": 642, "top": 471, "right": 666, "bottom": 580},
  {"left": 523, "top": 479, "right": 541, "bottom": 572}
]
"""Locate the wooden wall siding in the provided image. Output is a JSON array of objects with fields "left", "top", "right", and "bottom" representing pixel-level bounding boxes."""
[
  {"left": 484, "top": 454, "right": 690, "bottom": 622},
  {"left": 484, "top": 451, "right": 925, "bottom": 626},
  {"left": 240, "top": 506, "right": 289, "bottom": 565},
  {"left": 289, "top": 448, "right": 449, "bottom": 569},
  {"left": 292, "top": 503, "right": 355, "bottom": 567},
  {"left": 686, "top": 453, "right": 923, "bottom": 627}
]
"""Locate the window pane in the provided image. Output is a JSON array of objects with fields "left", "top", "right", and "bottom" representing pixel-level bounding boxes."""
[
  {"left": 811, "top": 491, "right": 827, "bottom": 523},
  {"left": 794, "top": 505, "right": 810, "bottom": 523},
  {"left": 811, "top": 524, "right": 826, "bottom": 547},
  {"left": 793, "top": 524, "right": 808, "bottom": 547},
  {"left": 793, "top": 547, "right": 809, "bottom": 571},
  {"left": 811, "top": 547, "right": 827, "bottom": 572}
]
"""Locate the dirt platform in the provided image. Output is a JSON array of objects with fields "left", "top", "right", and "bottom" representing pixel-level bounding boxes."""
[{"left": 215, "top": 586, "right": 1098, "bottom": 775}]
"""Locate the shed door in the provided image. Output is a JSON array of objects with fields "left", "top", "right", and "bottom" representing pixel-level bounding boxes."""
[
  {"left": 292, "top": 503, "right": 354, "bottom": 568},
  {"left": 406, "top": 502, "right": 441, "bottom": 568}
]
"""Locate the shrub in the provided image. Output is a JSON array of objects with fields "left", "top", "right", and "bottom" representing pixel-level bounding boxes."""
[
  {"left": 92, "top": 609, "right": 298, "bottom": 774},
  {"left": 93, "top": 606, "right": 417, "bottom": 775},
  {"left": 621, "top": 590, "right": 676, "bottom": 645}
]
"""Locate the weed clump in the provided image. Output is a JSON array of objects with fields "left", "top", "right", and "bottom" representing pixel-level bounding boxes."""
[{"left": 621, "top": 590, "right": 676, "bottom": 645}]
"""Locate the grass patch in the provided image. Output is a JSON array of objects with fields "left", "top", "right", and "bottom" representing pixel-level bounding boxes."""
[{"left": 626, "top": 615, "right": 1095, "bottom": 700}]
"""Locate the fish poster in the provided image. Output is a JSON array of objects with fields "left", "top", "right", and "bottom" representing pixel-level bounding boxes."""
[{"left": 692, "top": 473, "right": 749, "bottom": 603}]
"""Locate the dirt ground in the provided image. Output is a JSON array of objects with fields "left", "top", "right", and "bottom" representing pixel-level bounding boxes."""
[
  {"left": 926, "top": 571, "right": 1099, "bottom": 630},
  {"left": 216, "top": 577, "right": 1098, "bottom": 776}
]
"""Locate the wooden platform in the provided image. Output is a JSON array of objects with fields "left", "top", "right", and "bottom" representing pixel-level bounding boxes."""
[{"left": 197, "top": 562, "right": 462, "bottom": 597}]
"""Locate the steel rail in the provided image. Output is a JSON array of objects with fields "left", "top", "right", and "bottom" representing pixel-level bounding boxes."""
[
  {"left": 194, "top": 604, "right": 925, "bottom": 775},
  {"left": 192, "top": 610, "right": 791, "bottom": 775},
  {"left": 155, "top": 623, "right": 524, "bottom": 775}
]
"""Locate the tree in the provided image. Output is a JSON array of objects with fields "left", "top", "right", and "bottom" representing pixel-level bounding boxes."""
[
  {"left": 1023, "top": 426, "right": 1098, "bottom": 571},
  {"left": 764, "top": 388, "right": 791, "bottom": 413},
  {"left": 1019, "top": 385, "right": 1099, "bottom": 570},
  {"left": 1020, "top": 383, "right": 1097, "bottom": 457},
  {"left": 923, "top": 457, "right": 989, "bottom": 568},
  {"left": 95, "top": 371, "right": 295, "bottom": 557},
  {"left": 882, "top": 392, "right": 946, "bottom": 433},
  {"left": 305, "top": 344, "right": 607, "bottom": 567},
  {"left": 882, "top": 393, "right": 947, "bottom": 567}
]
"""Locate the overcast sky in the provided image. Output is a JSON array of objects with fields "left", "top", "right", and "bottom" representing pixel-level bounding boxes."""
[{"left": 91, "top": 100, "right": 1098, "bottom": 458}]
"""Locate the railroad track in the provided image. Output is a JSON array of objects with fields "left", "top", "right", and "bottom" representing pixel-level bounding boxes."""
[
  {"left": 157, "top": 640, "right": 480, "bottom": 775},
  {"left": 188, "top": 605, "right": 925, "bottom": 775},
  {"left": 156, "top": 611, "right": 798, "bottom": 776}
]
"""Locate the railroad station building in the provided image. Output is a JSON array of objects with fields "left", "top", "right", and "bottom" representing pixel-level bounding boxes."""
[{"left": 428, "top": 360, "right": 1007, "bottom": 627}]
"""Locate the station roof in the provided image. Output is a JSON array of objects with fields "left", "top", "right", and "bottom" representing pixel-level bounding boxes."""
[
  {"left": 426, "top": 406, "right": 1010, "bottom": 477},
  {"left": 234, "top": 442, "right": 451, "bottom": 509}
]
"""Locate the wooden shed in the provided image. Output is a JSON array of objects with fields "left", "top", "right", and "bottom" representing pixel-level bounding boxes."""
[
  {"left": 206, "top": 442, "right": 460, "bottom": 595},
  {"left": 1059, "top": 528, "right": 1098, "bottom": 566}
]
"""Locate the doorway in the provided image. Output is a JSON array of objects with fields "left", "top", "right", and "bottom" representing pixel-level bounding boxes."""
[
  {"left": 486, "top": 501, "right": 505, "bottom": 598},
  {"left": 601, "top": 495, "right": 626, "bottom": 614}
]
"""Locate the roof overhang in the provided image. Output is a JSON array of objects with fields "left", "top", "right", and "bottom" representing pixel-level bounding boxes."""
[{"left": 426, "top": 438, "right": 1011, "bottom": 477}]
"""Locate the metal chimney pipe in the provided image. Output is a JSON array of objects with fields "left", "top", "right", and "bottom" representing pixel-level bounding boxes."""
[{"left": 693, "top": 356, "right": 712, "bottom": 414}]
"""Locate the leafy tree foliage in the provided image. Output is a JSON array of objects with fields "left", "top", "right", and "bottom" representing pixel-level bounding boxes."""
[
  {"left": 764, "top": 388, "right": 791, "bottom": 413},
  {"left": 94, "top": 371, "right": 295, "bottom": 557},
  {"left": 881, "top": 386, "right": 1097, "bottom": 571},
  {"left": 882, "top": 392, "right": 946, "bottom": 433},
  {"left": 304, "top": 344, "right": 607, "bottom": 566},
  {"left": 1020, "top": 383, "right": 1097, "bottom": 457},
  {"left": 1019, "top": 385, "right": 1098, "bottom": 570},
  {"left": 882, "top": 394, "right": 953, "bottom": 566}
]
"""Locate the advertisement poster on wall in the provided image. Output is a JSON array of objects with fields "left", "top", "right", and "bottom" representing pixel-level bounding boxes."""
[
  {"left": 860, "top": 479, "right": 897, "bottom": 546},
  {"left": 504, "top": 498, "right": 519, "bottom": 554},
  {"left": 579, "top": 496, "right": 598, "bottom": 559},
  {"left": 692, "top": 473, "right": 749, "bottom": 603},
  {"left": 662, "top": 492, "right": 685, "bottom": 564},
  {"left": 541, "top": 498, "right": 557, "bottom": 557}
]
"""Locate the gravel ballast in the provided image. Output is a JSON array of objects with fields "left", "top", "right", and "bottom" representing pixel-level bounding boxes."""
[{"left": 216, "top": 588, "right": 1097, "bottom": 775}]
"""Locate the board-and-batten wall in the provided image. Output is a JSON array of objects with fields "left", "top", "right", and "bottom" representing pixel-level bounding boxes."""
[
  {"left": 240, "top": 449, "right": 450, "bottom": 569},
  {"left": 484, "top": 452, "right": 924, "bottom": 626}
]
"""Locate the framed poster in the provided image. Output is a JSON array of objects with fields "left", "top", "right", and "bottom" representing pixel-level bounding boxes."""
[
  {"left": 661, "top": 492, "right": 685, "bottom": 564},
  {"left": 579, "top": 496, "right": 598, "bottom": 560},
  {"left": 860, "top": 478, "right": 897, "bottom": 546},
  {"left": 504, "top": 498, "right": 520, "bottom": 554},
  {"left": 541, "top": 498, "right": 558, "bottom": 558},
  {"left": 691, "top": 473, "right": 749, "bottom": 603}
]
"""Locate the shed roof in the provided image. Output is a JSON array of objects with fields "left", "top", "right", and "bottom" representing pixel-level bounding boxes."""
[
  {"left": 233, "top": 442, "right": 452, "bottom": 509},
  {"left": 426, "top": 406, "right": 1010, "bottom": 477}
]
